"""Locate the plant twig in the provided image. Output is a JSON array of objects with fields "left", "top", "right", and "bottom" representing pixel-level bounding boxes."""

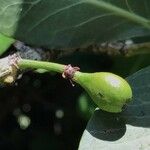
[
  {"left": 14, "top": 41, "right": 150, "bottom": 59},
  {"left": 14, "top": 41, "right": 75, "bottom": 61},
  {"left": 81, "top": 41, "right": 150, "bottom": 57}
]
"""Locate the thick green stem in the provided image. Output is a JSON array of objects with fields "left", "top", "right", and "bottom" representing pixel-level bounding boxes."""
[{"left": 18, "top": 59, "right": 65, "bottom": 73}]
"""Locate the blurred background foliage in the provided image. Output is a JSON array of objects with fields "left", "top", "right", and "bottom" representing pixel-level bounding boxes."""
[{"left": 0, "top": 43, "right": 150, "bottom": 150}]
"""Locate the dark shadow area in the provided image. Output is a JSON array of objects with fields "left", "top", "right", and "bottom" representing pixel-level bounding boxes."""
[
  {"left": 0, "top": 71, "right": 85, "bottom": 150},
  {"left": 0, "top": 52, "right": 112, "bottom": 150},
  {"left": 86, "top": 109, "right": 126, "bottom": 141}
]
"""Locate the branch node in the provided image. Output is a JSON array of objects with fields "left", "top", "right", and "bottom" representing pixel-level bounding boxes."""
[
  {"left": 0, "top": 53, "right": 21, "bottom": 85},
  {"left": 62, "top": 64, "right": 80, "bottom": 86}
]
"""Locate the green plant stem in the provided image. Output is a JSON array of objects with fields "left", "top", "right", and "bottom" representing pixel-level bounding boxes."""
[
  {"left": 18, "top": 59, "right": 65, "bottom": 73},
  {"left": 85, "top": 0, "right": 150, "bottom": 29}
]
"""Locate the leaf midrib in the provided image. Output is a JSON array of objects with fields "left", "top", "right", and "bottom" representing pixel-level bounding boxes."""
[
  {"left": 26, "top": 0, "right": 150, "bottom": 33},
  {"left": 85, "top": 0, "right": 150, "bottom": 29}
]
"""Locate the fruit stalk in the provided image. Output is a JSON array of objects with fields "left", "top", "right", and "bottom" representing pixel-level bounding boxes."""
[{"left": 19, "top": 59, "right": 65, "bottom": 73}]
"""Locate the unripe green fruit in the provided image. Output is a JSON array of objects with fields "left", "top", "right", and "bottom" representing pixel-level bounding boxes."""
[{"left": 73, "top": 72, "right": 132, "bottom": 113}]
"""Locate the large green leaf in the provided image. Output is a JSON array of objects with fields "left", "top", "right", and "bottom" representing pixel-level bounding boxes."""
[
  {"left": 0, "top": 33, "right": 14, "bottom": 55},
  {"left": 78, "top": 66, "right": 150, "bottom": 150},
  {"left": 0, "top": 0, "right": 150, "bottom": 49}
]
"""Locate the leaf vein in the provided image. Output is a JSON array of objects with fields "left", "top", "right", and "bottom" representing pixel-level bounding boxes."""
[
  {"left": 27, "top": 1, "right": 84, "bottom": 32},
  {"left": 75, "top": 13, "right": 114, "bottom": 27}
]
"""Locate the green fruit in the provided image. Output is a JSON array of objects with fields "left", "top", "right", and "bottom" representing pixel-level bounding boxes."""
[{"left": 73, "top": 72, "right": 132, "bottom": 113}]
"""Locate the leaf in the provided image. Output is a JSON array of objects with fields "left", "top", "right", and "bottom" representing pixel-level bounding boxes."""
[
  {"left": 0, "top": 33, "right": 15, "bottom": 55},
  {"left": 0, "top": 0, "right": 150, "bottom": 49},
  {"left": 78, "top": 66, "right": 150, "bottom": 150}
]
